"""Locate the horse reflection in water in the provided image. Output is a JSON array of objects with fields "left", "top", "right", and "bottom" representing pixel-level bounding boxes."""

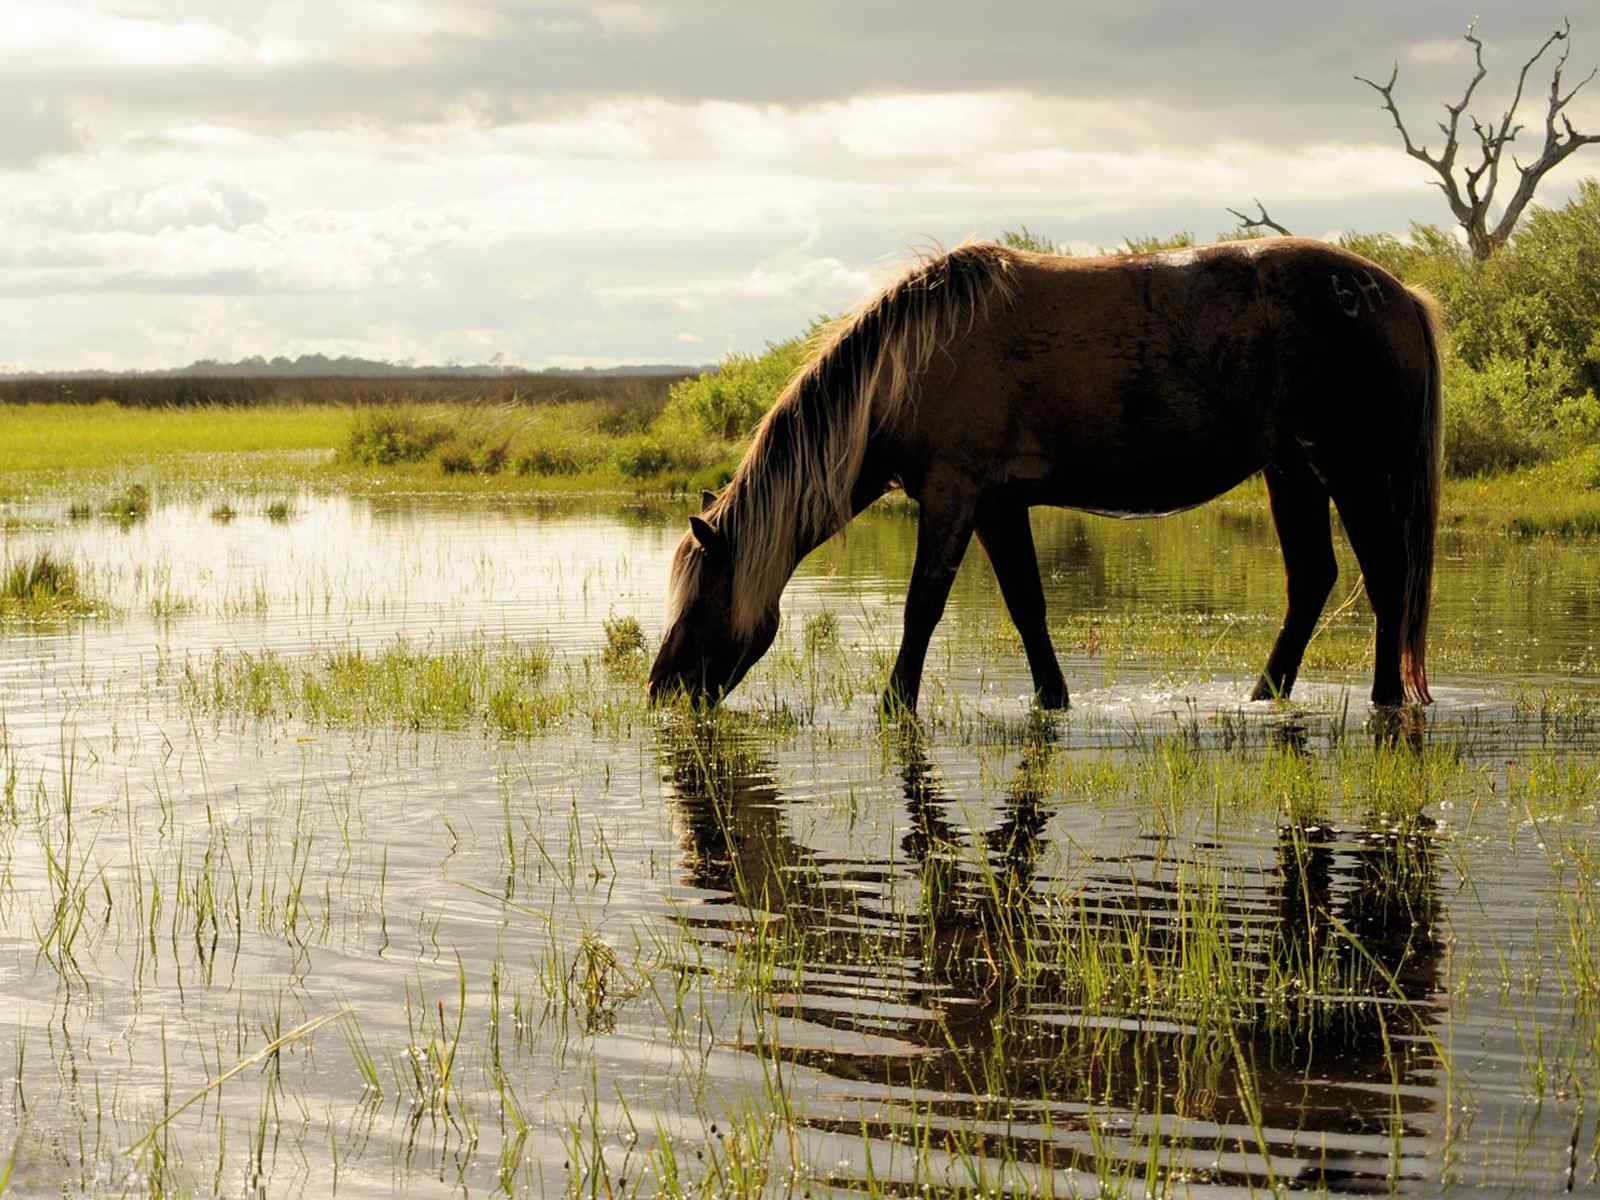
[{"left": 657, "top": 722, "right": 1445, "bottom": 1193}]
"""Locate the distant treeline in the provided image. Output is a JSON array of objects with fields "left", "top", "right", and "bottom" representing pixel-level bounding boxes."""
[
  {"left": 1, "top": 353, "right": 703, "bottom": 381},
  {"left": 0, "top": 372, "right": 693, "bottom": 410}
]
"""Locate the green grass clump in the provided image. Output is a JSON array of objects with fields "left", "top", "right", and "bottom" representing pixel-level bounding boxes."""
[
  {"left": 263, "top": 498, "right": 294, "bottom": 523},
  {"left": 184, "top": 638, "right": 569, "bottom": 735},
  {"left": 437, "top": 437, "right": 512, "bottom": 475},
  {"left": 342, "top": 406, "right": 452, "bottom": 465},
  {"left": 613, "top": 435, "right": 693, "bottom": 480},
  {"left": 515, "top": 444, "right": 586, "bottom": 476},
  {"left": 209, "top": 501, "right": 238, "bottom": 523},
  {"left": 0, "top": 552, "right": 100, "bottom": 621},
  {"left": 101, "top": 482, "right": 150, "bottom": 523},
  {"left": 602, "top": 615, "right": 647, "bottom": 667},
  {"left": 66, "top": 500, "right": 92, "bottom": 521},
  {"left": 802, "top": 610, "right": 840, "bottom": 656}
]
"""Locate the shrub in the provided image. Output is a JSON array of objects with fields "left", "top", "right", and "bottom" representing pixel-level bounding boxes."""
[
  {"left": 435, "top": 435, "right": 512, "bottom": 475},
  {"left": 436, "top": 440, "right": 476, "bottom": 474},
  {"left": 1118, "top": 232, "right": 1197, "bottom": 255},
  {"left": 343, "top": 406, "right": 452, "bottom": 465},
  {"left": 614, "top": 435, "right": 707, "bottom": 479},
  {"left": 516, "top": 445, "right": 583, "bottom": 476},
  {"left": 999, "top": 226, "right": 1061, "bottom": 254},
  {"left": 661, "top": 328, "right": 816, "bottom": 440}
]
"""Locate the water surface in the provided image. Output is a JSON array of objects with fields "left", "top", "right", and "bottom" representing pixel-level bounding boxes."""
[{"left": 0, "top": 494, "right": 1597, "bottom": 1196}]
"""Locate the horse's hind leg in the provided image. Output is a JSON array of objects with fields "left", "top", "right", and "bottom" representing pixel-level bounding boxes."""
[
  {"left": 1251, "top": 461, "right": 1338, "bottom": 701},
  {"left": 885, "top": 495, "right": 976, "bottom": 713},
  {"left": 1327, "top": 485, "right": 1407, "bottom": 707},
  {"left": 976, "top": 506, "right": 1068, "bottom": 709}
]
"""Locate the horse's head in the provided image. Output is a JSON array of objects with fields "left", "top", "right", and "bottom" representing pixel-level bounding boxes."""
[{"left": 648, "top": 512, "right": 779, "bottom": 706}]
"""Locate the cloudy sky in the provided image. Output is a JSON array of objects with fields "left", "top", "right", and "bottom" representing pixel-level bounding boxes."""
[{"left": 5, "top": 1, "right": 1599, "bottom": 371}]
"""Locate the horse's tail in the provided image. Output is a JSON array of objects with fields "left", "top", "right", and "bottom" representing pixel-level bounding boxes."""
[{"left": 1399, "top": 287, "right": 1444, "bottom": 705}]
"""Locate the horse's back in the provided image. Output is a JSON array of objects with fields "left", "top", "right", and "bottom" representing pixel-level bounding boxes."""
[{"left": 899, "top": 239, "right": 1432, "bottom": 513}]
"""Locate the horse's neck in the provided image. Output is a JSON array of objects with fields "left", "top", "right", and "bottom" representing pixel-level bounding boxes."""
[
  {"left": 785, "top": 452, "right": 891, "bottom": 563},
  {"left": 723, "top": 422, "right": 892, "bottom": 616}
]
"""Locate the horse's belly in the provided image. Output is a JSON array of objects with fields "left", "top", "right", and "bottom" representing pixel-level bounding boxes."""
[{"left": 1017, "top": 441, "right": 1264, "bottom": 516}]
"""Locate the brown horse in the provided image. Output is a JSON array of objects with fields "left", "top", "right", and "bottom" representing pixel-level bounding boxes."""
[{"left": 648, "top": 238, "right": 1442, "bottom": 711}]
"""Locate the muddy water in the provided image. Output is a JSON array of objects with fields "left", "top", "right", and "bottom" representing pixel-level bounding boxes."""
[{"left": 1, "top": 494, "right": 1598, "bottom": 1197}]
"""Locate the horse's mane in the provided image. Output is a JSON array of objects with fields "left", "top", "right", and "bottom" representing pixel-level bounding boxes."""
[{"left": 669, "top": 242, "right": 1018, "bottom": 636}]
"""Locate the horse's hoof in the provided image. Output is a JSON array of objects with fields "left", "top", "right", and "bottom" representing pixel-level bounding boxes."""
[{"left": 1036, "top": 688, "right": 1069, "bottom": 711}]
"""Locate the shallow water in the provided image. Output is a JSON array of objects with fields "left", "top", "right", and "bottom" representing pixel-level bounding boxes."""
[{"left": 1, "top": 493, "right": 1598, "bottom": 1197}]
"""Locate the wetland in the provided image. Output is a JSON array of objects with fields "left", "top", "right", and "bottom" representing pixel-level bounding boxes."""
[{"left": 1, "top": 482, "right": 1599, "bottom": 1197}]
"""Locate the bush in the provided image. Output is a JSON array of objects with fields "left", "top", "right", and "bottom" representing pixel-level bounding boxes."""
[
  {"left": 1333, "top": 191, "right": 1600, "bottom": 475},
  {"left": 614, "top": 436, "right": 683, "bottom": 479},
  {"left": 516, "top": 446, "right": 579, "bottom": 476},
  {"left": 611, "top": 423, "right": 723, "bottom": 479},
  {"left": 343, "top": 406, "right": 452, "bottom": 465},
  {"left": 662, "top": 328, "right": 816, "bottom": 440},
  {"left": 515, "top": 433, "right": 604, "bottom": 477}
]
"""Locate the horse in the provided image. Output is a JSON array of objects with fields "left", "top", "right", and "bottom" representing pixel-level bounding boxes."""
[{"left": 648, "top": 238, "right": 1443, "bottom": 712}]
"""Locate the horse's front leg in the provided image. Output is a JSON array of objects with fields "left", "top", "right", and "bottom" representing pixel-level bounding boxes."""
[
  {"left": 976, "top": 505, "right": 1068, "bottom": 710},
  {"left": 884, "top": 496, "right": 976, "bottom": 713}
]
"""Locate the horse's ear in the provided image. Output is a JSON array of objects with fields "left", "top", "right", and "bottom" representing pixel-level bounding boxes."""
[
  {"left": 688, "top": 516, "right": 727, "bottom": 560},
  {"left": 700, "top": 489, "right": 717, "bottom": 510}
]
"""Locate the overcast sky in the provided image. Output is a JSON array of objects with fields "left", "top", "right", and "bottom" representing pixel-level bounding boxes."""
[{"left": 5, "top": 1, "right": 1600, "bottom": 371}]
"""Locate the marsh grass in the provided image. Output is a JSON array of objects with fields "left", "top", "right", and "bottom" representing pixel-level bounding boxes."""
[
  {"left": 0, "top": 552, "right": 101, "bottom": 622},
  {"left": 341, "top": 404, "right": 453, "bottom": 465},
  {"left": 1447, "top": 447, "right": 1600, "bottom": 538},
  {"left": 602, "top": 615, "right": 647, "bottom": 666},
  {"left": 6, "top": 666, "right": 1600, "bottom": 1195},
  {"left": 7, "top": 484, "right": 1600, "bottom": 1194},
  {"left": 7, "top": 395, "right": 1600, "bottom": 530},
  {"left": 182, "top": 638, "right": 572, "bottom": 735},
  {"left": 99, "top": 482, "right": 149, "bottom": 524},
  {"left": 0, "top": 403, "right": 347, "bottom": 477}
]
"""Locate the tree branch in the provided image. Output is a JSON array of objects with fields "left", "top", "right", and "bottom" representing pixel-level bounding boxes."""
[
  {"left": 1226, "top": 200, "right": 1292, "bottom": 237},
  {"left": 1360, "top": 20, "right": 1600, "bottom": 259},
  {"left": 1489, "top": 20, "right": 1600, "bottom": 247}
]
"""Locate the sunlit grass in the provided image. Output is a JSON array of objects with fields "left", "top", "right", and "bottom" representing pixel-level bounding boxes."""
[
  {"left": 0, "top": 402, "right": 349, "bottom": 472},
  {"left": 8, "top": 401, "right": 1598, "bottom": 538},
  {"left": 182, "top": 637, "right": 573, "bottom": 735},
  {"left": 0, "top": 551, "right": 103, "bottom": 622}
]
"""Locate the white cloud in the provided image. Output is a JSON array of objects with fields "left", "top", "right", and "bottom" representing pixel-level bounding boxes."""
[
  {"left": 0, "top": 95, "right": 84, "bottom": 167},
  {"left": 1, "top": 3, "right": 295, "bottom": 68},
  {"left": 5, "top": 3, "right": 1600, "bottom": 370}
]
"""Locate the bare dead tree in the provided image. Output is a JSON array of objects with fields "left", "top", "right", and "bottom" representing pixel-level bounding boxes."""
[
  {"left": 1357, "top": 19, "right": 1600, "bottom": 261},
  {"left": 1226, "top": 199, "right": 1293, "bottom": 236}
]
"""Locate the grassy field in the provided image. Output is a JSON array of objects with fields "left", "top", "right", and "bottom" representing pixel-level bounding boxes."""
[{"left": 5, "top": 394, "right": 1600, "bottom": 539}]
